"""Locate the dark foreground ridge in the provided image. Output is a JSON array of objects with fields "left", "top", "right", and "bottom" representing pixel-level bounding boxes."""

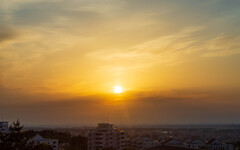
[{"left": 148, "top": 146, "right": 195, "bottom": 150}]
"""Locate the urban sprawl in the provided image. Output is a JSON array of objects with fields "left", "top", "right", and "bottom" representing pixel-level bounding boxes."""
[{"left": 1, "top": 121, "right": 240, "bottom": 150}]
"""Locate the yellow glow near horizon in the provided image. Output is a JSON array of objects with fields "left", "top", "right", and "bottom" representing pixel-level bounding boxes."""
[{"left": 114, "top": 86, "right": 123, "bottom": 93}]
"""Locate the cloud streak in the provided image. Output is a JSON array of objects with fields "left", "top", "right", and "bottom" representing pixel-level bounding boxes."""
[{"left": 0, "top": 88, "right": 239, "bottom": 126}]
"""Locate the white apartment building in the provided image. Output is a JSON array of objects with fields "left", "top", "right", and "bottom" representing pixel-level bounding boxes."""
[
  {"left": 29, "top": 134, "right": 58, "bottom": 150},
  {"left": 88, "top": 123, "right": 125, "bottom": 150},
  {"left": 0, "top": 121, "right": 9, "bottom": 133}
]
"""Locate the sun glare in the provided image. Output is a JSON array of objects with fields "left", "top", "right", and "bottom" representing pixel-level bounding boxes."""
[{"left": 114, "top": 86, "right": 123, "bottom": 93}]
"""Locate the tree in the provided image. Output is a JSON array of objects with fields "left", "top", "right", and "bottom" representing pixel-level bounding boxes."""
[
  {"left": 33, "top": 143, "right": 54, "bottom": 150},
  {"left": 65, "top": 135, "right": 87, "bottom": 150},
  {"left": 0, "top": 120, "right": 28, "bottom": 150},
  {"left": 103, "top": 147, "right": 116, "bottom": 150},
  {"left": 0, "top": 131, "right": 12, "bottom": 150}
]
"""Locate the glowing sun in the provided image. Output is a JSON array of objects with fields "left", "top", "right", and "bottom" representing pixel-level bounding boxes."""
[{"left": 114, "top": 86, "right": 123, "bottom": 93}]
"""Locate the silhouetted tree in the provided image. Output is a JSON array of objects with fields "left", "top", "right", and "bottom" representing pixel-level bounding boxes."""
[
  {"left": 10, "top": 120, "right": 24, "bottom": 149},
  {"left": 33, "top": 143, "right": 54, "bottom": 150},
  {"left": 23, "top": 130, "right": 71, "bottom": 143},
  {"left": 0, "top": 131, "right": 12, "bottom": 150},
  {"left": 5, "top": 120, "right": 31, "bottom": 150},
  {"left": 103, "top": 147, "right": 116, "bottom": 150},
  {"left": 65, "top": 135, "right": 87, "bottom": 150}
]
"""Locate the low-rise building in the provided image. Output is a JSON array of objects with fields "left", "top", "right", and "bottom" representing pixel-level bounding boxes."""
[
  {"left": 29, "top": 134, "right": 58, "bottom": 150},
  {"left": 207, "top": 139, "right": 234, "bottom": 150},
  {"left": 184, "top": 139, "right": 206, "bottom": 149},
  {"left": 128, "top": 137, "right": 159, "bottom": 150},
  {"left": 164, "top": 138, "right": 184, "bottom": 147},
  {"left": 0, "top": 121, "right": 9, "bottom": 133}
]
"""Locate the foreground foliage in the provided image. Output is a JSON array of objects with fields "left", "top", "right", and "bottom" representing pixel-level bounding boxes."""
[{"left": 0, "top": 120, "right": 87, "bottom": 150}]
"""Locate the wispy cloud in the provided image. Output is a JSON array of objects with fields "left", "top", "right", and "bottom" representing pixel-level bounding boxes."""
[
  {"left": 203, "top": 34, "right": 240, "bottom": 57},
  {"left": 87, "top": 26, "right": 204, "bottom": 71}
]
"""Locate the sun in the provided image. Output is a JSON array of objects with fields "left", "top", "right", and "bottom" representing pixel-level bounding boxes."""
[{"left": 114, "top": 85, "right": 123, "bottom": 93}]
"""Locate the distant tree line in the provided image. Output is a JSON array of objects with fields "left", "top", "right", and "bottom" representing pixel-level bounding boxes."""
[{"left": 0, "top": 120, "right": 87, "bottom": 150}]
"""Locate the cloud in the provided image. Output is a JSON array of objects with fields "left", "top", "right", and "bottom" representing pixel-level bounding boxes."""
[
  {"left": 11, "top": 1, "right": 103, "bottom": 26},
  {"left": 87, "top": 26, "right": 204, "bottom": 71},
  {"left": 203, "top": 34, "right": 240, "bottom": 57},
  {"left": 0, "top": 0, "right": 240, "bottom": 126},
  {"left": 0, "top": 25, "right": 18, "bottom": 43},
  {"left": 0, "top": 25, "right": 18, "bottom": 93},
  {"left": 0, "top": 88, "right": 240, "bottom": 126}
]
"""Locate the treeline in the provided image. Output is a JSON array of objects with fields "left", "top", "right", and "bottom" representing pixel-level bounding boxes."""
[
  {"left": 23, "top": 130, "right": 72, "bottom": 143},
  {"left": 0, "top": 120, "right": 41, "bottom": 150},
  {"left": 0, "top": 120, "right": 87, "bottom": 150},
  {"left": 23, "top": 130, "right": 88, "bottom": 150}
]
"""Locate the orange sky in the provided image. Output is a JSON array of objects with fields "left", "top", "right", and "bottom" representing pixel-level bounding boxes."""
[{"left": 0, "top": 0, "right": 240, "bottom": 126}]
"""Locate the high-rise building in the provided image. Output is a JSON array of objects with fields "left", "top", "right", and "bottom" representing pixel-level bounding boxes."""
[
  {"left": 88, "top": 123, "right": 125, "bottom": 150},
  {"left": 0, "top": 121, "right": 9, "bottom": 133}
]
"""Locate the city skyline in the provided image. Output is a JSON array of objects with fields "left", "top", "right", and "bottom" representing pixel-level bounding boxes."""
[{"left": 0, "top": 0, "right": 240, "bottom": 126}]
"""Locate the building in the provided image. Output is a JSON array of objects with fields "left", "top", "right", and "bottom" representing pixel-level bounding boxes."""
[
  {"left": 0, "top": 121, "right": 9, "bottom": 133},
  {"left": 164, "top": 138, "right": 185, "bottom": 147},
  {"left": 184, "top": 139, "right": 206, "bottom": 149},
  {"left": 29, "top": 134, "right": 58, "bottom": 150},
  {"left": 128, "top": 137, "right": 159, "bottom": 150},
  {"left": 206, "top": 139, "right": 234, "bottom": 150},
  {"left": 88, "top": 123, "right": 125, "bottom": 150}
]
